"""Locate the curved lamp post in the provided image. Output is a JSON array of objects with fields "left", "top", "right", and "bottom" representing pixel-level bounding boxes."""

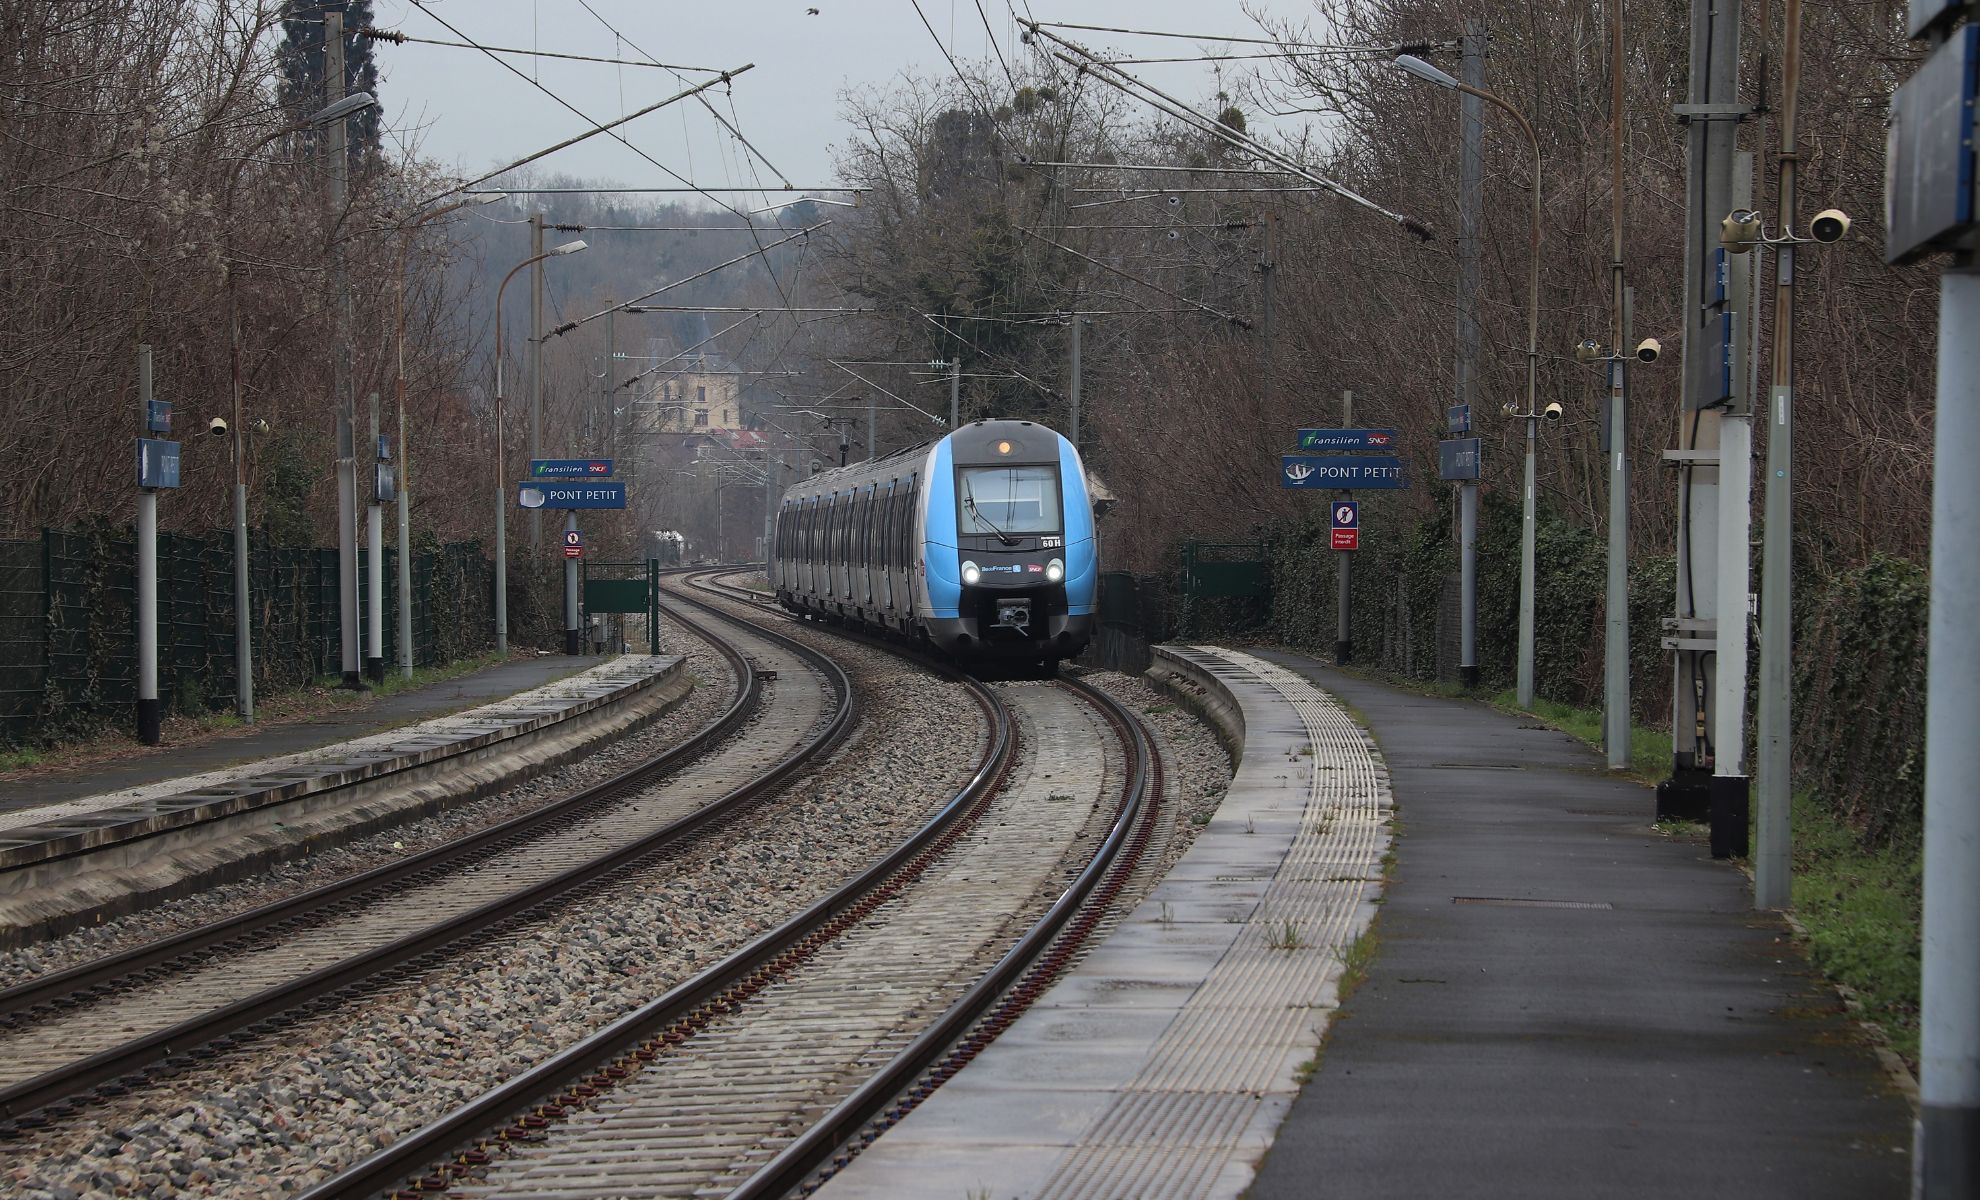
[
  {"left": 1393, "top": 54, "right": 1546, "bottom": 709},
  {"left": 222, "top": 91, "right": 377, "bottom": 720},
  {"left": 393, "top": 191, "right": 504, "bottom": 676},
  {"left": 492, "top": 238, "right": 586, "bottom": 653}
]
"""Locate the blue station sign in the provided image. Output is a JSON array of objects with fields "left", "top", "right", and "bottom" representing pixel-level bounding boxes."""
[
  {"left": 1296, "top": 427, "right": 1398, "bottom": 452},
  {"left": 1439, "top": 437, "right": 1482, "bottom": 481},
  {"left": 1447, "top": 404, "right": 1471, "bottom": 433},
  {"left": 137, "top": 438, "right": 181, "bottom": 489},
  {"left": 1281, "top": 455, "right": 1409, "bottom": 490},
  {"left": 529, "top": 458, "right": 614, "bottom": 479},
  {"left": 518, "top": 480, "right": 627, "bottom": 510}
]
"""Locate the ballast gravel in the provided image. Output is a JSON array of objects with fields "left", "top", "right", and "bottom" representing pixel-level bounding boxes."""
[
  {"left": 8, "top": 611, "right": 989, "bottom": 1200},
  {"left": 0, "top": 631, "right": 737, "bottom": 992}
]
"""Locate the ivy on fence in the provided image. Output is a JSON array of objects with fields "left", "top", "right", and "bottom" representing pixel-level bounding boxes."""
[{"left": 1257, "top": 499, "right": 1929, "bottom": 856}]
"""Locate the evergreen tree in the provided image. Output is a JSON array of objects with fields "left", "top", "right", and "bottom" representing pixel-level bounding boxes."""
[{"left": 277, "top": 0, "right": 381, "bottom": 165}]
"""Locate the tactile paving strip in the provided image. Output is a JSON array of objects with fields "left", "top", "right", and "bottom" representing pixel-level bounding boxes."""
[
  {"left": 1027, "top": 648, "right": 1391, "bottom": 1200},
  {"left": 815, "top": 646, "right": 1392, "bottom": 1200}
]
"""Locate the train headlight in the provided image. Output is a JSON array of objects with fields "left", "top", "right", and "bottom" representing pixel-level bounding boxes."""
[
  {"left": 961, "top": 560, "right": 981, "bottom": 586},
  {"left": 1046, "top": 557, "right": 1064, "bottom": 582}
]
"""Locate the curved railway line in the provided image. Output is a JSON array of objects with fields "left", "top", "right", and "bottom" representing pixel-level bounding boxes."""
[
  {"left": 293, "top": 570, "right": 1165, "bottom": 1200},
  {"left": 0, "top": 594, "right": 852, "bottom": 1130}
]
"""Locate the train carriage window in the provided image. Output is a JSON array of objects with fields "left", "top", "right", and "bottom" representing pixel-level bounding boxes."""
[
  {"left": 862, "top": 484, "right": 876, "bottom": 567},
  {"left": 880, "top": 482, "right": 895, "bottom": 570}
]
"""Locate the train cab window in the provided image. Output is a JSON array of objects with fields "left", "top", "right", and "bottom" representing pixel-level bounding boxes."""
[{"left": 957, "top": 464, "right": 1061, "bottom": 535}]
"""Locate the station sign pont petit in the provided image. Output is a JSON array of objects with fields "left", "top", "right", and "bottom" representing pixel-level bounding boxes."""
[
  {"left": 518, "top": 480, "right": 627, "bottom": 510},
  {"left": 1280, "top": 455, "right": 1409, "bottom": 490}
]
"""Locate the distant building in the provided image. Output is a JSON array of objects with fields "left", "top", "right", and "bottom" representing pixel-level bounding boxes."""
[{"left": 631, "top": 340, "right": 743, "bottom": 435}]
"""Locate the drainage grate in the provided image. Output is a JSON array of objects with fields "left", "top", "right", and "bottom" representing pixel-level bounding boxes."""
[{"left": 1452, "top": 896, "right": 1613, "bottom": 910}]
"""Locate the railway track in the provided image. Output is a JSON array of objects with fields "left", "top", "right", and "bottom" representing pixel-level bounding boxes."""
[
  {"left": 0, "top": 597, "right": 851, "bottom": 1130},
  {"left": 296, "top": 571, "right": 1163, "bottom": 1200}
]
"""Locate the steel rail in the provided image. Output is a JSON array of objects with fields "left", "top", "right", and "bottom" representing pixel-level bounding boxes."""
[
  {"left": 297, "top": 577, "right": 1014, "bottom": 1200},
  {"left": 0, "top": 601, "right": 751, "bottom": 1029},
  {"left": 0, "top": 599, "right": 853, "bottom": 1123},
  {"left": 733, "top": 672, "right": 1159, "bottom": 1198}
]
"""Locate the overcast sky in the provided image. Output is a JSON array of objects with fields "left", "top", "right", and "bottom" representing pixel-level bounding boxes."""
[{"left": 371, "top": 1, "right": 1331, "bottom": 205}]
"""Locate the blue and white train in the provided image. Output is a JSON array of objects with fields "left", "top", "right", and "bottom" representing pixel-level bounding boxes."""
[{"left": 770, "top": 419, "right": 1097, "bottom": 670}]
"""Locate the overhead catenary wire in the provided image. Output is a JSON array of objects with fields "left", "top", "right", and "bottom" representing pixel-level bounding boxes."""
[
  {"left": 425, "top": 66, "right": 754, "bottom": 202},
  {"left": 402, "top": 0, "right": 754, "bottom": 207},
  {"left": 561, "top": 221, "right": 830, "bottom": 332},
  {"left": 1030, "top": 20, "right": 1426, "bottom": 50},
  {"left": 357, "top": 28, "right": 720, "bottom": 71},
  {"left": 825, "top": 360, "right": 948, "bottom": 424},
  {"left": 1022, "top": 21, "right": 1433, "bottom": 241},
  {"left": 568, "top": 0, "right": 797, "bottom": 190},
  {"left": 1013, "top": 225, "right": 1251, "bottom": 327}
]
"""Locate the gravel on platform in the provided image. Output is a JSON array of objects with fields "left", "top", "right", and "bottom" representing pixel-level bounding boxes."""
[
  {"left": 0, "top": 631, "right": 737, "bottom": 992},
  {"left": 9, "top": 611, "right": 990, "bottom": 1200}
]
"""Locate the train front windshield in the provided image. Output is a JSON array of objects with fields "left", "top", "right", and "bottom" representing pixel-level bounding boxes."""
[{"left": 957, "top": 465, "right": 1060, "bottom": 535}]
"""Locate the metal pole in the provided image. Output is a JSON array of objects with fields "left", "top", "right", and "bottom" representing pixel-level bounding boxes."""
[
  {"left": 1261, "top": 211, "right": 1276, "bottom": 423},
  {"left": 136, "top": 345, "right": 161, "bottom": 746},
  {"left": 1336, "top": 390, "right": 1353, "bottom": 666},
  {"left": 949, "top": 357, "right": 961, "bottom": 427},
  {"left": 1069, "top": 314, "right": 1083, "bottom": 447},
  {"left": 1664, "top": 0, "right": 1744, "bottom": 823},
  {"left": 564, "top": 511, "right": 580, "bottom": 655},
  {"left": 494, "top": 322, "right": 509, "bottom": 655},
  {"left": 326, "top": 11, "right": 361, "bottom": 690},
  {"left": 229, "top": 275, "right": 254, "bottom": 720},
  {"left": 1722, "top": 151, "right": 1761, "bottom": 895},
  {"left": 1456, "top": 20, "right": 1484, "bottom": 690},
  {"left": 395, "top": 233, "right": 415, "bottom": 679},
  {"left": 1918, "top": 260, "right": 1980, "bottom": 1200},
  {"left": 1448, "top": 85, "right": 1542, "bottom": 710},
  {"left": 1755, "top": 0, "right": 1802, "bottom": 871},
  {"left": 529, "top": 212, "right": 544, "bottom": 549},
  {"left": 1603, "top": 0, "right": 1631, "bottom": 769},
  {"left": 1517, "top": 413, "right": 1537, "bottom": 707},
  {"left": 365, "top": 391, "right": 384, "bottom": 682},
  {"left": 867, "top": 394, "right": 876, "bottom": 462}
]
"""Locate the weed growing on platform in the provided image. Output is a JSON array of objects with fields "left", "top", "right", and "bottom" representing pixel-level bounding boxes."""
[
  {"left": 1489, "top": 690, "right": 1671, "bottom": 783},
  {"left": 1789, "top": 789, "right": 1922, "bottom": 1067},
  {"left": 1266, "top": 919, "right": 1303, "bottom": 950}
]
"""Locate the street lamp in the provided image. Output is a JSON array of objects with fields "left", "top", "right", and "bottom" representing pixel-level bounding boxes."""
[
  {"left": 222, "top": 91, "right": 378, "bottom": 719},
  {"left": 394, "top": 190, "right": 504, "bottom": 677},
  {"left": 1394, "top": 53, "right": 1547, "bottom": 709},
  {"left": 492, "top": 238, "right": 586, "bottom": 653}
]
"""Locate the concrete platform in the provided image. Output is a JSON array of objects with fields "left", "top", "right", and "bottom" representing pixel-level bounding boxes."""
[
  {"left": 1241, "top": 652, "right": 1912, "bottom": 1199},
  {"left": 818, "top": 645, "right": 1392, "bottom": 1200},
  {"left": 0, "top": 654, "right": 615, "bottom": 814},
  {"left": 0, "top": 655, "right": 688, "bottom": 945},
  {"left": 820, "top": 648, "right": 1915, "bottom": 1200}
]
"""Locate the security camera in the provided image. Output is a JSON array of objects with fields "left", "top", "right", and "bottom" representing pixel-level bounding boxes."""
[
  {"left": 248, "top": 417, "right": 271, "bottom": 434},
  {"left": 1165, "top": 194, "right": 1182, "bottom": 207},
  {"left": 208, "top": 416, "right": 229, "bottom": 437},
  {"left": 1720, "top": 209, "right": 1763, "bottom": 254},
  {"left": 1167, "top": 228, "right": 1181, "bottom": 240},
  {"left": 1543, "top": 402, "right": 1564, "bottom": 423},
  {"left": 1501, "top": 401, "right": 1521, "bottom": 416},
  {"left": 1573, "top": 339, "right": 1606, "bottom": 364},
  {"left": 1809, "top": 208, "right": 1851, "bottom": 244},
  {"left": 1635, "top": 337, "right": 1662, "bottom": 364}
]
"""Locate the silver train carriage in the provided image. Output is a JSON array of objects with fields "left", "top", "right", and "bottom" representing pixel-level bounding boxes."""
[{"left": 770, "top": 419, "right": 1097, "bottom": 667}]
